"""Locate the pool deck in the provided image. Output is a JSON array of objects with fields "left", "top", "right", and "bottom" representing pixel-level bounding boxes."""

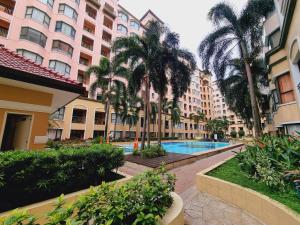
[{"left": 124, "top": 143, "right": 244, "bottom": 170}]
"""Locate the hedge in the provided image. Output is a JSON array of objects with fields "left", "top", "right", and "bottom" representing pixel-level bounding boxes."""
[
  {"left": 0, "top": 144, "right": 124, "bottom": 212},
  {"left": 1, "top": 167, "right": 175, "bottom": 225}
]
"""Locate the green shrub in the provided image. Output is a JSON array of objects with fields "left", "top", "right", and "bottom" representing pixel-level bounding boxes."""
[
  {"left": 230, "top": 130, "right": 237, "bottom": 138},
  {"left": 92, "top": 136, "right": 104, "bottom": 144},
  {"left": 237, "top": 135, "right": 300, "bottom": 191},
  {"left": 1, "top": 167, "right": 176, "bottom": 225},
  {"left": 0, "top": 144, "right": 124, "bottom": 212},
  {"left": 141, "top": 145, "right": 166, "bottom": 158},
  {"left": 238, "top": 130, "right": 245, "bottom": 138}
]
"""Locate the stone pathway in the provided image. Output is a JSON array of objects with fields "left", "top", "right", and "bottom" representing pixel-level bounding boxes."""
[{"left": 182, "top": 186, "right": 265, "bottom": 225}]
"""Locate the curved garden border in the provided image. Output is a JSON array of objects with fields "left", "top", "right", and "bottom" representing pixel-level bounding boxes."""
[{"left": 196, "top": 157, "right": 300, "bottom": 225}]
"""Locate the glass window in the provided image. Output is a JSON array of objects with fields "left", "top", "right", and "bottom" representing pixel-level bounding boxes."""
[
  {"left": 117, "top": 24, "right": 128, "bottom": 35},
  {"left": 74, "top": 0, "right": 80, "bottom": 6},
  {"left": 277, "top": 73, "right": 295, "bottom": 104},
  {"left": 17, "top": 49, "right": 43, "bottom": 64},
  {"left": 268, "top": 29, "right": 280, "bottom": 49},
  {"left": 130, "top": 20, "right": 140, "bottom": 30},
  {"left": 55, "top": 21, "right": 76, "bottom": 39},
  {"left": 38, "top": 0, "right": 54, "bottom": 8},
  {"left": 58, "top": 4, "right": 78, "bottom": 21},
  {"left": 25, "top": 7, "right": 50, "bottom": 27},
  {"left": 49, "top": 60, "right": 71, "bottom": 76},
  {"left": 20, "top": 27, "right": 47, "bottom": 47},
  {"left": 118, "top": 11, "right": 128, "bottom": 22},
  {"left": 52, "top": 40, "right": 73, "bottom": 57},
  {"left": 51, "top": 107, "right": 65, "bottom": 120}
]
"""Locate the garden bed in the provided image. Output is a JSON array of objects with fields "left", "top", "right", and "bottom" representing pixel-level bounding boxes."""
[{"left": 207, "top": 157, "right": 300, "bottom": 213}]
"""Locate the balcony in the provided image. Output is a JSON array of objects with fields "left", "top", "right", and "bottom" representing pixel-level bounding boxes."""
[
  {"left": 83, "top": 20, "right": 95, "bottom": 35},
  {"left": 101, "top": 45, "right": 110, "bottom": 58},
  {"left": 77, "top": 70, "right": 90, "bottom": 86},
  {"left": 103, "top": 16, "right": 113, "bottom": 30},
  {"left": 0, "top": 0, "right": 15, "bottom": 15},
  {"left": 0, "top": 25, "right": 8, "bottom": 38},
  {"left": 103, "top": 3, "right": 116, "bottom": 19},
  {"left": 86, "top": 4, "right": 97, "bottom": 19},
  {"left": 81, "top": 35, "right": 94, "bottom": 51},
  {"left": 102, "top": 30, "right": 112, "bottom": 44},
  {"left": 95, "top": 111, "right": 105, "bottom": 125},
  {"left": 72, "top": 109, "right": 87, "bottom": 124},
  {"left": 79, "top": 52, "right": 92, "bottom": 66}
]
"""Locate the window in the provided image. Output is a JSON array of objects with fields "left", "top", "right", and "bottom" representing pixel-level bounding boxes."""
[
  {"left": 49, "top": 60, "right": 71, "bottom": 75},
  {"left": 277, "top": 73, "right": 295, "bottom": 104},
  {"left": 58, "top": 4, "right": 78, "bottom": 21},
  {"left": 117, "top": 24, "right": 127, "bottom": 35},
  {"left": 39, "top": 0, "right": 54, "bottom": 8},
  {"left": 17, "top": 49, "right": 43, "bottom": 64},
  {"left": 130, "top": 20, "right": 140, "bottom": 30},
  {"left": 74, "top": 0, "right": 80, "bottom": 6},
  {"left": 55, "top": 21, "right": 76, "bottom": 39},
  {"left": 52, "top": 40, "right": 73, "bottom": 57},
  {"left": 118, "top": 11, "right": 128, "bottom": 22},
  {"left": 268, "top": 29, "right": 280, "bottom": 49},
  {"left": 20, "top": 27, "right": 47, "bottom": 47},
  {"left": 51, "top": 107, "right": 65, "bottom": 120},
  {"left": 25, "top": 7, "right": 50, "bottom": 27}
]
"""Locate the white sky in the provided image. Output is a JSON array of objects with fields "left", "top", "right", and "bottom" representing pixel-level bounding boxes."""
[{"left": 118, "top": 0, "right": 247, "bottom": 68}]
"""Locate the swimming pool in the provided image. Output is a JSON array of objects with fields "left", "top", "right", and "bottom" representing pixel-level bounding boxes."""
[{"left": 120, "top": 141, "right": 230, "bottom": 155}]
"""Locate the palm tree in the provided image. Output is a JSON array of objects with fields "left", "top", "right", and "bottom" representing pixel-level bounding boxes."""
[
  {"left": 112, "top": 21, "right": 165, "bottom": 149},
  {"left": 150, "top": 102, "right": 158, "bottom": 137},
  {"left": 161, "top": 98, "right": 172, "bottom": 137},
  {"left": 170, "top": 104, "right": 181, "bottom": 138},
  {"left": 198, "top": 0, "right": 274, "bottom": 137},
  {"left": 190, "top": 111, "right": 206, "bottom": 137},
  {"left": 87, "top": 58, "right": 118, "bottom": 141},
  {"left": 110, "top": 80, "right": 127, "bottom": 140},
  {"left": 153, "top": 32, "right": 196, "bottom": 146}
]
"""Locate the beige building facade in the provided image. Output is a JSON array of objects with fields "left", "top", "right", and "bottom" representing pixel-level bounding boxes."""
[{"left": 264, "top": 0, "right": 300, "bottom": 135}]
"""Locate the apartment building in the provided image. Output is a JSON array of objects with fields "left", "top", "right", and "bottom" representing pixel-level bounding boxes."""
[
  {"left": 263, "top": 0, "right": 300, "bottom": 135},
  {"left": 211, "top": 81, "right": 250, "bottom": 136},
  {"left": 0, "top": 0, "right": 210, "bottom": 140}
]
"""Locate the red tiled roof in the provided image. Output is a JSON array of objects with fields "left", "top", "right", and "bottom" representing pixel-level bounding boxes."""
[{"left": 0, "top": 46, "right": 80, "bottom": 86}]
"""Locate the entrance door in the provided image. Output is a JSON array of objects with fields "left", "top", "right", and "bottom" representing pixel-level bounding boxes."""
[{"left": 1, "top": 114, "right": 32, "bottom": 151}]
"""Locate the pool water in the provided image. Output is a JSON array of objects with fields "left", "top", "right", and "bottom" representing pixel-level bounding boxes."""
[{"left": 120, "top": 141, "right": 230, "bottom": 155}]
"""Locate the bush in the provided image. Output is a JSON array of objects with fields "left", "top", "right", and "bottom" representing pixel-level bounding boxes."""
[
  {"left": 237, "top": 135, "right": 300, "bottom": 191},
  {"left": 1, "top": 167, "right": 176, "bottom": 225},
  {"left": 141, "top": 145, "right": 166, "bottom": 158},
  {"left": 92, "top": 136, "right": 104, "bottom": 144},
  {"left": 238, "top": 130, "right": 245, "bottom": 138},
  {"left": 0, "top": 144, "right": 124, "bottom": 212},
  {"left": 230, "top": 130, "right": 237, "bottom": 138}
]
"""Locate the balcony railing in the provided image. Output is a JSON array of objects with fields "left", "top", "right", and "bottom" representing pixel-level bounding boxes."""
[
  {"left": 0, "top": 26, "right": 8, "bottom": 37},
  {"left": 79, "top": 58, "right": 89, "bottom": 66},
  {"left": 86, "top": 10, "right": 96, "bottom": 19},
  {"left": 0, "top": 2, "right": 13, "bottom": 15},
  {"left": 83, "top": 26, "right": 94, "bottom": 35},
  {"left": 72, "top": 116, "right": 86, "bottom": 123},
  {"left": 102, "top": 36, "right": 111, "bottom": 43},
  {"left": 81, "top": 41, "right": 93, "bottom": 50},
  {"left": 95, "top": 118, "right": 105, "bottom": 125}
]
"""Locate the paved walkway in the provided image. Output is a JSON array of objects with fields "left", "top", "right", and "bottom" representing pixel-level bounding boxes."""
[{"left": 182, "top": 186, "right": 265, "bottom": 225}]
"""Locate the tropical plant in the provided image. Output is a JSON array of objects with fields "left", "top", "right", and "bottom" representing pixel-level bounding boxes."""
[
  {"left": 87, "top": 58, "right": 127, "bottom": 141},
  {"left": 161, "top": 98, "right": 172, "bottom": 137},
  {"left": 238, "top": 129, "right": 245, "bottom": 138},
  {"left": 190, "top": 111, "right": 206, "bottom": 137},
  {"left": 198, "top": 0, "right": 274, "bottom": 137},
  {"left": 206, "top": 119, "right": 229, "bottom": 140},
  {"left": 150, "top": 102, "right": 158, "bottom": 135},
  {"left": 170, "top": 104, "right": 181, "bottom": 138},
  {"left": 218, "top": 58, "right": 269, "bottom": 129},
  {"left": 141, "top": 145, "right": 166, "bottom": 159},
  {"left": 230, "top": 130, "right": 237, "bottom": 138}
]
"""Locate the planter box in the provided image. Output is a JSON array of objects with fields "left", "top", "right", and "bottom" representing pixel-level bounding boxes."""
[{"left": 196, "top": 157, "right": 300, "bottom": 225}]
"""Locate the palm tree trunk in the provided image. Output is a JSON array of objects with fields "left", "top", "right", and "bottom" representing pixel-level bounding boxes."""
[
  {"left": 171, "top": 120, "right": 174, "bottom": 137},
  {"left": 158, "top": 94, "right": 162, "bottom": 146},
  {"left": 240, "top": 42, "right": 262, "bottom": 137},
  {"left": 113, "top": 113, "right": 117, "bottom": 140},
  {"left": 141, "top": 91, "right": 147, "bottom": 149},
  {"left": 104, "top": 101, "right": 110, "bottom": 142},
  {"left": 146, "top": 81, "right": 151, "bottom": 147}
]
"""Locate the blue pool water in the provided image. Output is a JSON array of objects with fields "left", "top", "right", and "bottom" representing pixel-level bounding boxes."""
[{"left": 120, "top": 141, "right": 230, "bottom": 155}]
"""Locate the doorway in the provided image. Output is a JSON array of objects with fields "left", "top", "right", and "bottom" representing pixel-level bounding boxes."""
[{"left": 1, "top": 113, "right": 32, "bottom": 151}]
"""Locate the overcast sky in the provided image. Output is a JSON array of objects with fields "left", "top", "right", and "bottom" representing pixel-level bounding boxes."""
[{"left": 119, "top": 0, "right": 247, "bottom": 69}]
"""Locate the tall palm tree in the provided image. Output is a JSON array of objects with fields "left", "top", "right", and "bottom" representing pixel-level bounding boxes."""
[
  {"left": 191, "top": 111, "right": 206, "bottom": 137},
  {"left": 112, "top": 21, "right": 165, "bottom": 149},
  {"left": 110, "top": 80, "right": 127, "bottom": 140},
  {"left": 218, "top": 58, "right": 269, "bottom": 129},
  {"left": 161, "top": 98, "right": 172, "bottom": 137},
  {"left": 170, "top": 104, "right": 181, "bottom": 138},
  {"left": 198, "top": 0, "right": 274, "bottom": 137},
  {"left": 87, "top": 58, "right": 118, "bottom": 141},
  {"left": 153, "top": 32, "right": 196, "bottom": 146}
]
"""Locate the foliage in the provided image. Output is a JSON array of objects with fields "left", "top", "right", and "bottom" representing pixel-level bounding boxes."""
[
  {"left": 141, "top": 145, "right": 166, "bottom": 159},
  {"left": 236, "top": 135, "right": 300, "bottom": 191},
  {"left": 208, "top": 157, "right": 300, "bottom": 213},
  {"left": 92, "top": 136, "right": 103, "bottom": 144},
  {"left": 1, "top": 168, "right": 176, "bottom": 225},
  {"left": 0, "top": 144, "right": 124, "bottom": 211},
  {"left": 230, "top": 130, "right": 237, "bottom": 138},
  {"left": 206, "top": 119, "right": 229, "bottom": 139},
  {"left": 238, "top": 130, "right": 245, "bottom": 138}
]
